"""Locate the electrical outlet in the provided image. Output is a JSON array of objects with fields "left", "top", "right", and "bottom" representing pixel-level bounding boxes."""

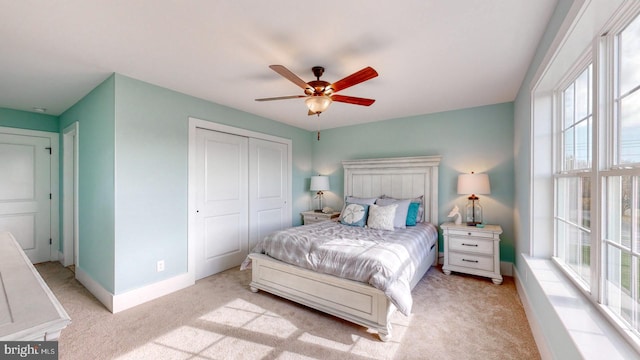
[{"left": 157, "top": 260, "right": 165, "bottom": 272}]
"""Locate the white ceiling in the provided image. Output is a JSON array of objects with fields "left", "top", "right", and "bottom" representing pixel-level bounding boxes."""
[{"left": 0, "top": 0, "right": 558, "bottom": 131}]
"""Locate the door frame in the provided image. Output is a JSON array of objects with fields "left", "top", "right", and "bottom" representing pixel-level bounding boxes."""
[
  {"left": 0, "top": 126, "right": 59, "bottom": 262},
  {"left": 187, "top": 117, "right": 292, "bottom": 282},
  {"left": 62, "top": 122, "right": 79, "bottom": 267}
]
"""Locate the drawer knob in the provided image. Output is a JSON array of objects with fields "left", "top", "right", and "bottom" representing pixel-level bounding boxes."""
[
  {"left": 462, "top": 243, "right": 478, "bottom": 247},
  {"left": 462, "top": 258, "right": 479, "bottom": 263},
  {"left": 467, "top": 232, "right": 472, "bottom": 236}
]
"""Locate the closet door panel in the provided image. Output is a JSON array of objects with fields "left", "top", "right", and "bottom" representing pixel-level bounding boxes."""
[
  {"left": 195, "top": 129, "right": 248, "bottom": 280},
  {"left": 249, "top": 138, "right": 289, "bottom": 250}
]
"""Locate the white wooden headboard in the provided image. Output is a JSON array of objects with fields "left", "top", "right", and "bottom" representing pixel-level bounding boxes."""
[{"left": 342, "top": 155, "right": 441, "bottom": 225}]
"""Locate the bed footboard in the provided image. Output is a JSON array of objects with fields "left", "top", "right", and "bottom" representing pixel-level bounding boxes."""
[{"left": 248, "top": 253, "right": 395, "bottom": 341}]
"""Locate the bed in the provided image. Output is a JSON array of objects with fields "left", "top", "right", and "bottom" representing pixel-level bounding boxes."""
[{"left": 243, "top": 155, "right": 441, "bottom": 341}]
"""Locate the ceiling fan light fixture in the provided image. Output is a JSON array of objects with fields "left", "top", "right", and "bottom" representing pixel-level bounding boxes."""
[{"left": 305, "top": 95, "right": 332, "bottom": 114}]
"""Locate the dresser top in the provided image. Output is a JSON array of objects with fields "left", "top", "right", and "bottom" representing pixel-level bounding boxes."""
[{"left": 440, "top": 222, "right": 502, "bottom": 234}]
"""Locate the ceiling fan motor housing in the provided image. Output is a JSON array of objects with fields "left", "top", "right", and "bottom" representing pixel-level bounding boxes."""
[{"left": 306, "top": 66, "right": 332, "bottom": 95}]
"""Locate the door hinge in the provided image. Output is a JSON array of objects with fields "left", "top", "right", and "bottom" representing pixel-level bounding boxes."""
[
  {"left": 45, "top": 147, "right": 52, "bottom": 154},
  {"left": 49, "top": 193, "right": 52, "bottom": 200},
  {"left": 49, "top": 238, "right": 52, "bottom": 245}
]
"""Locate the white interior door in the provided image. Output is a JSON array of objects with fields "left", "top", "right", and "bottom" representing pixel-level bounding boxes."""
[
  {"left": 195, "top": 129, "right": 248, "bottom": 280},
  {"left": 249, "top": 138, "right": 289, "bottom": 250},
  {"left": 0, "top": 132, "right": 51, "bottom": 263}
]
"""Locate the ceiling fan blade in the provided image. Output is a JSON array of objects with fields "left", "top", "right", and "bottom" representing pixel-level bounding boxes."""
[
  {"left": 269, "top": 65, "right": 313, "bottom": 91},
  {"left": 331, "top": 94, "right": 376, "bottom": 106},
  {"left": 255, "top": 95, "right": 307, "bottom": 101},
  {"left": 329, "top": 67, "right": 378, "bottom": 93}
]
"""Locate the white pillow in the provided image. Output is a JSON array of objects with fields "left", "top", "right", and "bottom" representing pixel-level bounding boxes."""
[
  {"left": 367, "top": 204, "right": 397, "bottom": 231},
  {"left": 375, "top": 198, "right": 411, "bottom": 229}
]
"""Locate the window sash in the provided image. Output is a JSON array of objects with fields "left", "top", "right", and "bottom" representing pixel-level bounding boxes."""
[{"left": 559, "top": 64, "right": 594, "bottom": 173}]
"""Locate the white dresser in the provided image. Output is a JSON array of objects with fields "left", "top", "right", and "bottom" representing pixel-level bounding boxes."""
[
  {"left": 441, "top": 222, "right": 503, "bottom": 285},
  {"left": 0, "top": 232, "right": 71, "bottom": 340}
]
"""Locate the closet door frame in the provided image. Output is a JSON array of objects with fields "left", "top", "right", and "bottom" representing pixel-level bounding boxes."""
[{"left": 187, "top": 117, "right": 292, "bottom": 281}]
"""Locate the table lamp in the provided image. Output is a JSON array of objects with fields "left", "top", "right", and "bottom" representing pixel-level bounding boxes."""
[
  {"left": 310, "top": 175, "right": 330, "bottom": 212},
  {"left": 457, "top": 172, "right": 491, "bottom": 226}
]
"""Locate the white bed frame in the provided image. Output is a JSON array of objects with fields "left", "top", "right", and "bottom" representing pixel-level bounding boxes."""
[{"left": 248, "top": 155, "right": 441, "bottom": 341}]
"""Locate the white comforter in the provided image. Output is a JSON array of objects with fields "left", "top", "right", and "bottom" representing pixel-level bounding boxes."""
[{"left": 241, "top": 221, "right": 438, "bottom": 316}]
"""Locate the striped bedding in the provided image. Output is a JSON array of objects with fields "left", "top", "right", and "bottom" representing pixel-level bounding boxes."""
[{"left": 241, "top": 220, "right": 438, "bottom": 316}]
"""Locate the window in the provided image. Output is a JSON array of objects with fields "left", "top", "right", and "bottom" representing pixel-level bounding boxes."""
[
  {"left": 615, "top": 14, "right": 640, "bottom": 165},
  {"left": 603, "top": 13, "right": 640, "bottom": 335},
  {"left": 554, "top": 10, "right": 640, "bottom": 341},
  {"left": 555, "top": 64, "right": 593, "bottom": 288}
]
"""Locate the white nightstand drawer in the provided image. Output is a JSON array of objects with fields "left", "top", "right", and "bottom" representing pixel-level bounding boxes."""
[
  {"left": 301, "top": 211, "right": 340, "bottom": 225},
  {"left": 448, "top": 252, "right": 494, "bottom": 272},
  {"left": 448, "top": 229, "right": 495, "bottom": 239},
  {"left": 449, "top": 237, "right": 493, "bottom": 255},
  {"left": 304, "top": 216, "right": 325, "bottom": 224}
]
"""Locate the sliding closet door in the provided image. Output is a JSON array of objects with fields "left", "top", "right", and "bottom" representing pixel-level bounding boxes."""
[
  {"left": 194, "top": 129, "right": 248, "bottom": 280},
  {"left": 249, "top": 138, "right": 289, "bottom": 250}
]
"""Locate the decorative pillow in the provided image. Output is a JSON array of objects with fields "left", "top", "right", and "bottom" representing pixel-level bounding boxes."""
[
  {"left": 381, "top": 195, "right": 425, "bottom": 223},
  {"left": 339, "top": 196, "right": 379, "bottom": 221},
  {"left": 340, "top": 203, "right": 369, "bottom": 227},
  {"left": 345, "top": 196, "right": 378, "bottom": 205},
  {"left": 406, "top": 202, "right": 421, "bottom": 226},
  {"left": 375, "top": 198, "right": 411, "bottom": 229},
  {"left": 367, "top": 204, "right": 397, "bottom": 231}
]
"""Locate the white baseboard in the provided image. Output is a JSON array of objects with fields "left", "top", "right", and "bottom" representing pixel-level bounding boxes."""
[
  {"left": 76, "top": 266, "right": 194, "bottom": 313},
  {"left": 112, "top": 273, "right": 194, "bottom": 313},
  {"left": 75, "top": 266, "right": 114, "bottom": 312},
  {"left": 513, "top": 267, "right": 552, "bottom": 360}
]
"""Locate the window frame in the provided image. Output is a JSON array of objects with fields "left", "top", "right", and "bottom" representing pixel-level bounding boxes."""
[{"left": 551, "top": 4, "right": 640, "bottom": 343}]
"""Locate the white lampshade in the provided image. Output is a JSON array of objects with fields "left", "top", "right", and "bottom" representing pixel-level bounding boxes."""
[
  {"left": 305, "top": 95, "right": 332, "bottom": 114},
  {"left": 310, "top": 175, "right": 330, "bottom": 191},
  {"left": 457, "top": 173, "right": 491, "bottom": 195}
]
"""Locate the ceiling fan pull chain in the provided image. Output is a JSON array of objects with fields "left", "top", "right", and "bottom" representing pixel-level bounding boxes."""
[{"left": 317, "top": 131, "right": 320, "bottom": 141}]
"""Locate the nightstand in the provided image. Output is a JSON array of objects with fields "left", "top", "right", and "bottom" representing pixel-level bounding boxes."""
[
  {"left": 441, "top": 222, "right": 503, "bottom": 284},
  {"left": 301, "top": 210, "right": 340, "bottom": 225}
]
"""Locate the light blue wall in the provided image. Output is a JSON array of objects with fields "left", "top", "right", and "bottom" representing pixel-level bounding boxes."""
[
  {"left": 59, "top": 75, "right": 117, "bottom": 293},
  {"left": 513, "top": 0, "right": 578, "bottom": 358},
  {"left": 0, "top": 107, "right": 59, "bottom": 132},
  {"left": 514, "top": 1, "right": 572, "bottom": 268},
  {"left": 311, "top": 102, "right": 516, "bottom": 262},
  {"left": 514, "top": 0, "right": 574, "bottom": 270},
  {"left": 112, "top": 74, "right": 313, "bottom": 293}
]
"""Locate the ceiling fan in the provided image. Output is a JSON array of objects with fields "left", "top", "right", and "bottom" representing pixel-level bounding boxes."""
[{"left": 255, "top": 65, "right": 378, "bottom": 116}]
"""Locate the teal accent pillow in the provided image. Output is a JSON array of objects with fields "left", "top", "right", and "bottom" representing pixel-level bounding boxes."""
[
  {"left": 406, "top": 202, "right": 420, "bottom": 226},
  {"left": 340, "top": 203, "right": 369, "bottom": 227}
]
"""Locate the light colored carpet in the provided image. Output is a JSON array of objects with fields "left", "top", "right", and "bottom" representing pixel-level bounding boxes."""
[{"left": 35, "top": 262, "right": 540, "bottom": 360}]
